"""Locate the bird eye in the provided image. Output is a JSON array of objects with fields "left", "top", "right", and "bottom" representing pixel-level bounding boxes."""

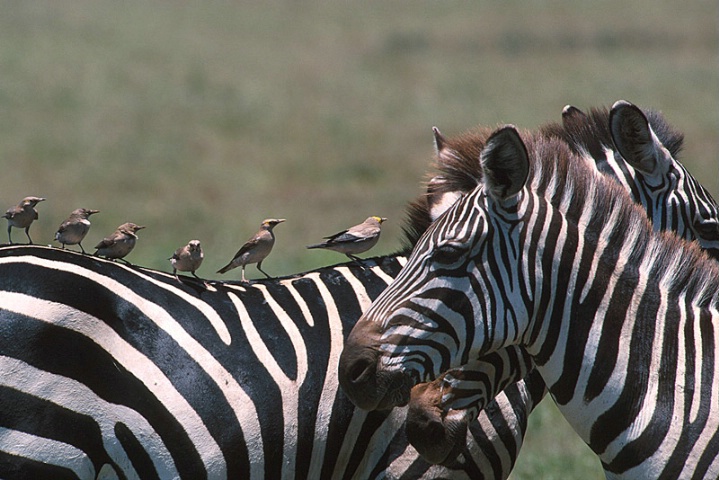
[{"left": 430, "top": 242, "right": 468, "bottom": 264}]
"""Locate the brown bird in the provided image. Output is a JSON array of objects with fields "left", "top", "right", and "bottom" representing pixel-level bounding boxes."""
[
  {"left": 94, "top": 222, "right": 145, "bottom": 263},
  {"left": 169, "top": 239, "right": 204, "bottom": 282},
  {"left": 4, "top": 196, "right": 46, "bottom": 244},
  {"left": 217, "top": 218, "right": 285, "bottom": 282},
  {"left": 307, "top": 216, "right": 387, "bottom": 262},
  {"left": 54, "top": 208, "right": 100, "bottom": 253}
]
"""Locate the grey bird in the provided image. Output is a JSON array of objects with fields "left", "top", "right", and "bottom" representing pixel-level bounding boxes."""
[
  {"left": 307, "top": 216, "right": 387, "bottom": 262},
  {"left": 4, "top": 196, "right": 46, "bottom": 244},
  {"left": 94, "top": 222, "right": 145, "bottom": 263},
  {"left": 54, "top": 208, "right": 100, "bottom": 253},
  {"left": 170, "top": 239, "right": 204, "bottom": 282},
  {"left": 217, "top": 218, "right": 285, "bottom": 282}
]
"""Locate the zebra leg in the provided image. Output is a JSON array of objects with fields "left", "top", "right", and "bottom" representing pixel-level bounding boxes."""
[{"left": 406, "top": 346, "right": 538, "bottom": 465}]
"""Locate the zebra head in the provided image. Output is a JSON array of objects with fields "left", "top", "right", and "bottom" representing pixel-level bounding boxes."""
[
  {"left": 553, "top": 100, "right": 719, "bottom": 256},
  {"left": 340, "top": 125, "right": 539, "bottom": 411},
  {"left": 607, "top": 101, "right": 719, "bottom": 256}
]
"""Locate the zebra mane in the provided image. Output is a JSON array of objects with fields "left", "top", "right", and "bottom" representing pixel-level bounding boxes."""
[
  {"left": 401, "top": 106, "right": 684, "bottom": 251},
  {"left": 402, "top": 124, "right": 719, "bottom": 308},
  {"left": 400, "top": 126, "right": 497, "bottom": 251}
]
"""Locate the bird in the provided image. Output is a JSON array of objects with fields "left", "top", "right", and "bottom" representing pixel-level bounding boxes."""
[
  {"left": 94, "top": 222, "right": 145, "bottom": 263},
  {"left": 3, "top": 196, "right": 46, "bottom": 244},
  {"left": 217, "top": 218, "right": 285, "bottom": 282},
  {"left": 306, "top": 216, "right": 387, "bottom": 262},
  {"left": 54, "top": 208, "right": 100, "bottom": 253},
  {"left": 169, "top": 239, "right": 204, "bottom": 282}
]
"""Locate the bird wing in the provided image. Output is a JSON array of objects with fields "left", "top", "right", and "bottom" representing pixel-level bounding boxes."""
[
  {"left": 95, "top": 235, "right": 117, "bottom": 249},
  {"left": 232, "top": 236, "right": 261, "bottom": 258},
  {"left": 323, "top": 229, "right": 351, "bottom": 242},
  {"left": 56, "top": 220, "right": 71, "bottom": 234},
  {"left": 4, "top": 206, "right": 20, "bottom": 219}
]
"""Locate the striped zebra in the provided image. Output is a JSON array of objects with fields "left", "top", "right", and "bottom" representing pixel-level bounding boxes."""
[
  {"left": 0, "top": 244, "right": 546, "bottom": 480},
  {"left": 339, "top": 123, "right": 719, "bottom": 478},
  {"left": 401, "top": 101, "right": 719, "bottom": 464}
]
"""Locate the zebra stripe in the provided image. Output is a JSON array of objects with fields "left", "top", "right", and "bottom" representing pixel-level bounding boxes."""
[
  {"left": 392, "top": 102, "right": 719, "bottom": 465},
  {"left": 0, "top": 245, "right": 537, "bottom": 479},
  {"left": 340, "top": 124, "right": 719, "bottom": 477}
]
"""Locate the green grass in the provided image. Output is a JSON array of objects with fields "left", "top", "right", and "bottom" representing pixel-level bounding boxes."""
[{"left": 0, "top": 1, "right": 716, "bottom": 477}]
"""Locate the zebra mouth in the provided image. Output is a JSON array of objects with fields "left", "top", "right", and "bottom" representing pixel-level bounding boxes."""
[{"left": 373, "top": 370, "right": 413, "bottom": 410}]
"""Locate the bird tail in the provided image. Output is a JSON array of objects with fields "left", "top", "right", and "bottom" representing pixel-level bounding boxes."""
[
  {"left": 306, "top": 243, "right": 327, "bottom": 249},
  {"left": 217, "top": 263, "right": 233, "bottom": 274}
]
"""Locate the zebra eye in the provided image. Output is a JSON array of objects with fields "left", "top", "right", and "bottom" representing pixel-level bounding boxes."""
[
  {"left": 430, "top": 242, "right": 468, "bottom": 264},
  {"left": 694, "top": 220, "right": 719, "bottom": 239}
]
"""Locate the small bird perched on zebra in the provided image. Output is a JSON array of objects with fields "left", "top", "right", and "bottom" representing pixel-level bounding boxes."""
[
  {"left": 307, "top": 216, "right": 387, "bottom": 263},
  {"left": 54, "top": 208, "right": 100, "bottom": 253},
  {"left": 3, "top": 196, "right": 46, "bottom": 244},
  {"left": 217, "top": 218, "right": 285, "bottom": 282},
  {"left": 170, "top": 239, "right": 204, "bottom": 282},
  {"left": 94, "top": 222, "right": 145, "bottom": 264}
]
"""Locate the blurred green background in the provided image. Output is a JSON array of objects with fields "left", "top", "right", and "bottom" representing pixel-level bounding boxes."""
[{"left": 1, "top": 1, "right": 716, "bottom": 477}]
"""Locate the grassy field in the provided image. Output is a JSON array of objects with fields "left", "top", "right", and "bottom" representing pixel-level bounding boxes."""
[{"left": 0, "top": 1, "right": 716, "bottom": 477}]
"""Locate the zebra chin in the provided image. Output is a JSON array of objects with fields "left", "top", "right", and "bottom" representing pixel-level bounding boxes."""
[
  {"left": 339, "top": 320, "right": 414, "bottom": 411},
  {"left": 406, "top": 381, "right": 470, "bottom": 465}
]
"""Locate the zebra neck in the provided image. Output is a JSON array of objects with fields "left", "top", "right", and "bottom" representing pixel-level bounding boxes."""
[{"left": 518, "top": 216, "right": 719, "bottom": 463}]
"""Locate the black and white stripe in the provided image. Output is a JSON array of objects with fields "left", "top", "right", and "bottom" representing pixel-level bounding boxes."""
[
  {"left": 0, "top": 244, "right": 541, "bottom": 479},
  {"left": 388, "top": 101, "right": 719, "bottom": 465},
  {"left": 341, "top": 124, "right": 719, "bottom": 478}
]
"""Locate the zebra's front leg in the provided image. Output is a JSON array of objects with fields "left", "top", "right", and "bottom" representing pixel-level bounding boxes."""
[{"left": 406, "top": 345, "right": 535, "bottom": 465}]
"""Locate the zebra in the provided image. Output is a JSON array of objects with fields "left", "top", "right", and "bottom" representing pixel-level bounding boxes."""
[
  {"left": 0, "top": 243, "right": 547, "bottom": 480},
  {"left": 400, "top": 100, "right": 719, "bottom": 464},
  {"left": 339, "top": 122, "right": 719, "bottom": 478}
]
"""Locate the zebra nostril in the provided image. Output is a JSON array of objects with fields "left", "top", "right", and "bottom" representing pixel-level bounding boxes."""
[{"left": 348, "top": 357, "right": 375, "bottom": 385}]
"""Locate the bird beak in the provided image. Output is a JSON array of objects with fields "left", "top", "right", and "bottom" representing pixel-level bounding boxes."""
[
  {"left": 136, "top": 225, "right": 146, "bottom": 230},
  {"left": 89, "top": 210, "right": 100, "bottom": 215},
  {"left": 276, "top": 219, "right": 286, "bottom": 224}
]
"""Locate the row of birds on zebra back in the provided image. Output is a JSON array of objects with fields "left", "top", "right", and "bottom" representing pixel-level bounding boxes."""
[{"left": 2, "top": 198, "right": 388, "bottom": 283}]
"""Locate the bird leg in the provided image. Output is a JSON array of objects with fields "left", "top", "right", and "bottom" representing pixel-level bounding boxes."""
[
  {"left": 346, "top": 254, "right": 366, "bottom": 269},
  {"left": 256, "top": 261, "right": 272, "bottom": 279},
  {"left": 24, "top": 227, "right": 33, "bottom": 245},
  {"left": 7, "top": 225, "right": 13, "bottom": 244}
]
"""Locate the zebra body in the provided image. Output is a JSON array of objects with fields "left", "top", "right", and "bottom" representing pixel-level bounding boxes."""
[
  {"left": 339, "top": 125, "right": 719, "bottom": 477},
  {"left": 400, "top": 101, "right": 719, "bottom": 465},
  {"left": 0, "top": 244, "right": 542, "bottom": 479}
]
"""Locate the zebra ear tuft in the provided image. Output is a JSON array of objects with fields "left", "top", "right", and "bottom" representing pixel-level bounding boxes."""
[
  {"left": 610, "top": 100, "right": 668, "bottom": 176},
  {"left": 480, "top": 126, "right": 529, "bottom": 200}
]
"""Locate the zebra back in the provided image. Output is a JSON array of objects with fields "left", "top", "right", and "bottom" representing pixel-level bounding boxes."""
[{"left": 0, "top": 244, "right": 534, "bottom": 480}]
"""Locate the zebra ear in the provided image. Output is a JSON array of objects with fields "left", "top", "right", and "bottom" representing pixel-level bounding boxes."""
[
  {"left": 610, "top": 100, "right": 670, "bottom": 176},
  {"left": 561, "top": 104, "right": 587, "bottom": 125},
  {"left": 432, "top": 126, "right": 447, "bottom": 155},
  {"left": 480, "top": 126, "right": 529, "bottom": 200}
]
